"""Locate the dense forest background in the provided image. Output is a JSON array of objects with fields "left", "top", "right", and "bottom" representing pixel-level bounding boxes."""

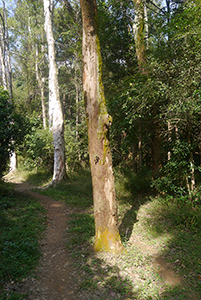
[{"left": 1, "top": 0, "right": 201, "bottom": 198}]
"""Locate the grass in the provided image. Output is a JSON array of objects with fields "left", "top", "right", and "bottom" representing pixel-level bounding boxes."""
[
  {"left": 37, "top": 169, "right": 93, "bottom": 208},
  {"left": 31, "top": 168, "right": 201, "bottom": 299},
  {"left": 4, "top": 166, "right": 52, "bottom": 187},
  {"left": 0, "top": 180, "right": 46, "bottom": 300},
  {"left": 2, "top": 167, "right": 201, "bottom": 299}
]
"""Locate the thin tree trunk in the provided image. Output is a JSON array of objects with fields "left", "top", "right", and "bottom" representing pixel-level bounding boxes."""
[
  {"left": 144, "top": 1, "right": 148, "bottom": 46},
  {"left": 132, "top": 143, "right": 138, "bottom": 174},
  {"left": 41, "top": 78, "right": 46, "bottom": 129},
  {"left": 190, "top": 152, "right": 195, "bottom": 192},
  {"left": 133, "top": 0, "right": 161, "bottom": 176},
  {"left": 80, "top": 0, "right": 124, "bottom": 254},
  {"left": 1, "top": 2, "right": 16, "bottom": 172},
  {"left": 0, "top": 19, "right": 7, "bottom": 89},
  {"left": 43, "top": 0, "right": 66, "bottom": 183},
  {"left": 168, "top": 121, "right": 171, "bottom": 160},
  {"left": 35, "top": 43, "right": 46, "bottom": 129},
  {"left": 138, "top": 123, "right": 142, "bottom": 168},
  {"left": 75, "top": 82, "right": 79, "bottom": 140},
  {"left": 187, "top": 124, "right": 195, "bottom": 194},
  {"left": 151, "top": 106, "right": 160, "bottom": 178},
  {"left": 9, "top": 147, "right": 17, "bottom": 172},
  {"left": 44, "top": 0, "right": 54, "bottom": 128},
  {"left": 3, "top": 0, "right": 12, "bottom": 99}
]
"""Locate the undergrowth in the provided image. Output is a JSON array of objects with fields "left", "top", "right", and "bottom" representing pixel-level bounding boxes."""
[
  {"left": 2, "top": 168, "right": 201, "bottom": 299},
  {"left": 0, "top": 181, "right": 46, "bottom": 300}
]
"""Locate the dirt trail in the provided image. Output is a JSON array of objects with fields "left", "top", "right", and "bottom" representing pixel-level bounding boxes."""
[
  {"left": 4, "top": 178, "right": 182, "bottom": 299},
  {"left": 131, "top": 237, "right": 181, "bottom": 287},
  {"left": 13, "top": 182, "right": 77, "bottom": 300}
]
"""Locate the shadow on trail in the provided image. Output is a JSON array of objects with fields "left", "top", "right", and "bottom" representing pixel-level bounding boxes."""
[
  {"left": 141, "top": 200, "right": 201, "bottom": 300},
  {"left": 119, "top": 205, "right": 138, "bottom": 243},
  {"left": 14, "top": 169, "right": 201, "bottom": 299},
  {"left": 66, "top": 212, "right": 137, "bottom": 300},
  {"left": 115, "top": 169, "right": 201, "bottom": 299},
  {"left": 16, "top": 171, "right": 136, "bottom": 299},
  {"left": 117, "top": 169, "right": 151, "bottom": 242},
  {"left": 119, "top": 192, "right": 150, "bottom": 243}
]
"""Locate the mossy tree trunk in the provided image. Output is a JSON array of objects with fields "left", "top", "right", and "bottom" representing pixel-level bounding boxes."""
[{"left": 80, "top": 0, "right": 124, "bottom": 254}]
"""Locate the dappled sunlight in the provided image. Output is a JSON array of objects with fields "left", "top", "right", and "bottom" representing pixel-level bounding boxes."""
[
  {"left": 153, "top": 257, "right": 181, "bottom": 287},
  {"left": 118, "top": 195, "right": 201, "bottom": 299},
  {"left": 50, "top": 203, "right": 63, "bottom": 208},
  {"left": 3, "top": 168, "right": 200, "bottom": 299}
]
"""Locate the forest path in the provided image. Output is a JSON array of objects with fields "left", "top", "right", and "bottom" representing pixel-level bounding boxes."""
[
  {"left": 5, "top": 176, "right": 183, "bottom": 299},
  {"left": 13, "top": 181, "right": 78, "bottom": 300}
]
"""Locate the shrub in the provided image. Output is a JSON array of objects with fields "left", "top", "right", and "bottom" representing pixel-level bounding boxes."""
[
  {"left": 0, "top": 88, "right": 13, "bottom": 177},
  {"left": 65, "top": 122, "right": 89, "bottom": 172},
  {"left": 19, "top": 118, "right": 54, "bottom": 171}
]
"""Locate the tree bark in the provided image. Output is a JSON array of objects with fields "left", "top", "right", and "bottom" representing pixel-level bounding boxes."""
[
  {"left": 43, "top": 0, "right": 66, "bottom": 183},
  {"left": 133, "top": 0, "right": 148, "bottom": 75},
  {"left": 1, "top": 2, "right": 16, "bottom": 172},
  {"left": 138, "top": 123, "right": 142, "bottom": 168},
  {"left": 186, "top": 123, "right": 195, "bottom": 195},
  {"left": 167, "top": 121, "right": 171, "bottom": 161},
  {"left": 0, "top": 17, "right": 7, "bottom": 89},
  {"left": 132, "top": 143, "right": 138, "bottom": 174},
  {"left": 35, "top": 42, "right": 46, "bottom": 129},
  {"left": 151, "top": 106, "right": 160, "bottom": 178},
  {"left": 3, "top": 0, "right": 12, "bottom": 99},
  {"left": 80, "top": 0, "right": 124, "bottom": 254}
]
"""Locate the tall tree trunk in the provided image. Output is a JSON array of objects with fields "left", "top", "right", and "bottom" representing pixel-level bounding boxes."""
[
  {"left": 80, "top": 0, "right": 124, "bottom": 254},
  {"left": 133, "top": 0, "right": 147, "bottom": 75},
  {"left": 186, "top": 123, "right": 195, "bottom": 195},
  {"left": 75, "top": 83, "right": 79, "bottom": 140},
  {"left": 43, "top": 0, "right": 66, "bottom": 183},
  {"left": 168, "top": 121, "right": 171, "bottom": 160},
  {"left": 144, "top": 0, "right": 148, "bottom": 46},
  {"left": 190, "top": 151, "right": 195, "bottom": 192},
  {"left": 35, "top": 43, "right": 46, "bottom": 129},
  {"left": 0, "top": 18, "right": 7, "bottom": 89},
  {"left": 133, "top": 0, "right": 161, "bottom": 176},
  {"left": 138, "top": 123, "right": 142, "bottom": 168},
  {"left": 3, "top": 0, "right": 12, "bottom": 99},
  {"left": 132, "top": 143, "right": 138, "bottom": 174},
  {"left": 151, "top": 106, "right": 160, "bottom": 178},
  {"left": 1, "top": 2, "right": 16, "bottom": 172}
]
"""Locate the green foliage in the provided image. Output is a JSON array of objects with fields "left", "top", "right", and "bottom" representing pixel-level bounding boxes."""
[
  {"left": 65, "top": 122, "right": 89, "bottom": 172},
  {"left": 0, "top": 291, "right": 27, "bottom": 300},
  {"left": 98, "top": 0, "right": 135, "bottom": 81},
  {"left": 12, "top": 113, "right": 31, "bottom": 148},
  {"left": 151, "top": 140, "right": 192, "bottom": 195},
  {"left": 0, "top": 182, "right": 46, "bottom": 292},
  {"left": 19, "top": 118, "right": 53, "bottom": 171},
  {"left": 147, "top": 191, "right": 201, "bottom": 234},
  {"left": 122, "top": 166, "right": 152, "bottom": 195},
  {"left": 11, "top": 0, "right": 47, "bottom": 116},
  {"left": 0, "top": 88, "right": 13, "bottom": 178},
  {"left": 67, "top": 213, "right": 95, "bottom": 248},
  {"left": 39, "top": 170, "right": 93, "bottom": 208}
]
